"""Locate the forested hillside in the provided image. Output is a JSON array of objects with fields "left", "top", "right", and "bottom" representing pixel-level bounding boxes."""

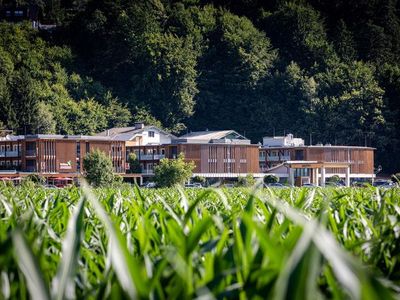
[{"left": 0, "top": 0, "right": 399, "bottom": 173}]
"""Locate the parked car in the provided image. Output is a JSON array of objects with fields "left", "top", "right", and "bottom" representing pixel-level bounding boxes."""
[
  {"left": 143, "top": 182, "right": 157, "bottom": 188},
  {"left": 302, "top": 183, "right": 318, "bottom": 188},
  {"left": 223, "top": 183, "right": 235, "bottom": 188},
  {"left": 373, "top": 180, "right": 396, "bottom": 189},
  {"left": 185, "top": 183, "right": 202, "bottom": 188},
  {"left": 265, "top": 182, "right": 286, "bottom": 188}
]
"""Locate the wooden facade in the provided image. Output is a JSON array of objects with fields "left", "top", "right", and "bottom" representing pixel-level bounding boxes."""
[
  {"left": 0, "top": 135, "right": 126, "bottom": 177},
  {"left": 166, "top": 144, "right": 260, "bottom": 174},
  {"left": 259, "top": 146, "right": 374, "bottom": 175}
]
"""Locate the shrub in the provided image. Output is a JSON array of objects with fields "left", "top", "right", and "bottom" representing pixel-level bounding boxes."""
[
  {"left": 192, "top": 175, "right": 206, "bottom": 186},
  {"left": 24, "top": 174, "right": 46, "bottom": 185},
  {"left": 154, "top": 153, "right": 195, "bottom": 187},
  {"left": 264, "top": 174, "right": 279, "bottom": 184},
  {"left": 391, "top": 172, "right": 400, "bottom": 183},
  {"left": 128, "top": 152, "right": 141, "bottom": 173},
  {"left": 83, "top": 149, "right": 115, "bottom": 187},
  {"left": 237, "top": 174, "right": 256, "bottom": 187},
  {"left": 327, "top": 175, "right": 341, "bottom": 183}
]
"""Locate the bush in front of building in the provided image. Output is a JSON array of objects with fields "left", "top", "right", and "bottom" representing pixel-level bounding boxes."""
[
  {"left": 327, "top": 175, "right": 341, "bottom": 183},
  {"left": 83, "top": 149, "right": 115, "bottom": 187},
  {"left": 263, "top": 174, "right": 279, "bottom": 184},
  {"left": 237, "top": 174, "right": 256, "bottom": 187},
  {"left": 24, "top": 174, "right": 46, "bottom": 185},
  {"left": 154, "top": 153, "right": 195, "bottom": 187},
  {"left": 128, "top": 152, "right": 141, "bottom": 173},
  {"left": 192, "top": 175, "right": 206, "bottom": 186},
  {"left": 391, "top": 172, "right": 400, "bottom": 183}
]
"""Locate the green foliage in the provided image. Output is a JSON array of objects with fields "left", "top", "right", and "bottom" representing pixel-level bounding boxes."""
[
  {"left": 2, "top": 0, "right": 400, "bottom": 173},
  {"left": 0, "top": 185, "right": 399, "bottom": 299},
  {"left": 327, "top": 175, "right": 341, "bottom": 183},
  {"left": 154, "top": 153, "right": 195, "bottom": 187},
  {"left": 392, "top": 173, "right": 400, "bottom": 183},
  {"left": 237, "top": 174, "right": 256, "bottom": 187},
  {"left": 192, "top": 175, "right": 206, "bottom": 185},
  {"left": 264, "top": 174, "right": 279, "bottom": 184},
  {"left": 127, "top": 152, "right": 141, "bottom": 173},
  {"left": 23, "top": 174, "right": 46, "bottom": 185},
  {"left": 83, "top": 149, "right": 115, "bottom": 187}
]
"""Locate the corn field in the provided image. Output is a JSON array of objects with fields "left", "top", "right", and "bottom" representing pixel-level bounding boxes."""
[{"left": 0, "top": 183, "right": 399, "bottom": 299}]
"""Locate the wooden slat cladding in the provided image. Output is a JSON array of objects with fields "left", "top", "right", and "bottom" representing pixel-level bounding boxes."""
[
  {"left": 170, "top": 144, "right": 260, "bottom": 174},
  {"left": 262, "top": 146, "right": 375, "bottom": 175}
]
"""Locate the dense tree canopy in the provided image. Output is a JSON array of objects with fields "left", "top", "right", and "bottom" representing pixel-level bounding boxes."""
[{"left": 1, "top": 0, "right": 400, "bottom": 173}]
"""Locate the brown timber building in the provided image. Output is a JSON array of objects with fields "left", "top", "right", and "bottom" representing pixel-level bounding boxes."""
[{"left": 0, "top": 134, "right": 125, "bottom": 179}]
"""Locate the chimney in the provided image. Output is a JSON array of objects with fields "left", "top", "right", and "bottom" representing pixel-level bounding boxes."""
[
  {"left": 106, "top": 130, "right": 110, "bottom": 136},
  {"left": 134, "top": 122, "right": 145, "bottom": 130}
]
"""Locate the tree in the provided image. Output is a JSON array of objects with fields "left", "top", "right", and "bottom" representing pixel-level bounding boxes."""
[
  {"left": 192, "top": 175, "right": 206, "bottom": 186},
  {"left": 83, "top": 149, "right": 115, "bottom": 187},
  {"left": 237, "top": 174, "right": 256, "bottom": 187},
  {"left": 154, "top": 153, "right": 195, "bottom": 187},
  {"left": 33, "top": 102, "right": 56, "bottom": 134},
  {"left": 264, "top": 174, "right": 279, "bottom": 184},
  {"left": 190, "top": 9, "right": 277, "bottom": 132},
  {"left": 128, "top": 152, "right": 141, "bottom": 173}
]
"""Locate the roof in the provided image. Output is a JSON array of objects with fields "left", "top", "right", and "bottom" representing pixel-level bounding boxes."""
[
  {"left": 2, "top": 134, "right": 126, "bottom": 142},
  {"left": 96, "top": 126, "right": 176, "bottom": 141},
  {"left": 262, "top": 145, "right": 375, "bottom": 150},
  {"left": 0, "top": 135, "right": 24, "bottom": 141},
  {"left": 175, "top": 130, "right": 251, "bottom": 144}
]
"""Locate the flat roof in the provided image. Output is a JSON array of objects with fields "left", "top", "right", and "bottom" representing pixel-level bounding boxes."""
[{"left": 261, "top": 145, "right": 375, "bottom": 150}]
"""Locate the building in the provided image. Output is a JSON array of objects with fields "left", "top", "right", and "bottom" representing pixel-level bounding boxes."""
[
  {"left": 97, "top": 123, "right": 176, "bottom": 178},
  {"left": 0, "top": 134, "right": 126, "bottom": 181},
  {"left": 170, "top": 130, "right": 262, "bottom": 180},
  {"left": 259, "top": 134, "right": 375, "bottom": 186}
]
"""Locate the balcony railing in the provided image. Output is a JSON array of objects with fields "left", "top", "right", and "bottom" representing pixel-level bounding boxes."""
[
  {"left": 138, "top": 154, "right": 165, "bottom": 160},
  {"left": 25, "top": 150, "right": 36, "bottom": 156},
  {"left": 0, "top": 151, "right": 20, "bottom": 157},
  {"left": 266, "top": 155, "right": 291, "bottom": 162},
  {"left": 141, "top": 169, "right": 155, "bottom": 175}
]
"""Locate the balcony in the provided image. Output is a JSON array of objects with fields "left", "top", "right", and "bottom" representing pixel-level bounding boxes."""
[
  {"left": 141, "top": 169, "right": 155, "bottom": 175},
  {"left": 25, "top": 167, "right": 37, "bottom": 172},
  {"left": 267, "top": 155, "right": 291, "bottom": 162},
  {"left": 25, "top": 150, "right": 36, "bottom": 157},
  {"left": 0, "top": 151, "right": 20, "bottom": 157},
  {"left": 138, "top": 154, "right": 165, "bottom": 160}
]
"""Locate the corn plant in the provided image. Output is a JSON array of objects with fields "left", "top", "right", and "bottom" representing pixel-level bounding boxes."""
[{"left": 0, "top": 183, "right": 399, "bottom": 299}]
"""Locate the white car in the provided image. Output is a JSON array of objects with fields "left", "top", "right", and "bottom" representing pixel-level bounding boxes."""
[{"left": 143, "top": 182, "right": 156, "bottom": 188}]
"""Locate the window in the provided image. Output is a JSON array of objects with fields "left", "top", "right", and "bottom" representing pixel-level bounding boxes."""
[
  {"left": 148, "top": 131, "right": 155, "bottom": 138},
  {"left": 295, "top": 150, "right": 304, "bottom": 160},
  {"left": 14, "top": 10, "right": 24, "bottom": 16},
  {"left": 86, "top": 142, "right": 90, "bottom": 153}
]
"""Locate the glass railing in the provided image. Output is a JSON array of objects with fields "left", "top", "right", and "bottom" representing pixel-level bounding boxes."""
[
  {"left": 25, "top": 150, "right": 36, "bottom": 156},
  {"left": 138, "top": 154, "right": 165, "bottom": 160},
  {"left": 0, "top": 151, "right": 19, "bottom": 157}
]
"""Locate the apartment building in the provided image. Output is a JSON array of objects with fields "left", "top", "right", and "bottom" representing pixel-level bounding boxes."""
[
  {"left": 259, "top": 134, "right": 375, "bottom": 186},
  {"left": 97, "top": 123, "right": 176, "bottom": 176},
  {"left": 170, "top": 130, "right": 262, "bottom": 178},
  {"left": 0, "top": 134, "right": 126, "bottom": 179}
]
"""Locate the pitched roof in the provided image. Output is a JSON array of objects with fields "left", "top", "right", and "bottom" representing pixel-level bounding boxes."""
[
  {"left": 175, "top": 130, "right": 250, "bottom": 144},
  {"left": 96, "top": 126, "right": 176, "bottom": 141}
]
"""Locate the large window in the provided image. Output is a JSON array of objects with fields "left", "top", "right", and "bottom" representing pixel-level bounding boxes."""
[{"left": 295, "top": 150, "right": 304, "bottom": 160}]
